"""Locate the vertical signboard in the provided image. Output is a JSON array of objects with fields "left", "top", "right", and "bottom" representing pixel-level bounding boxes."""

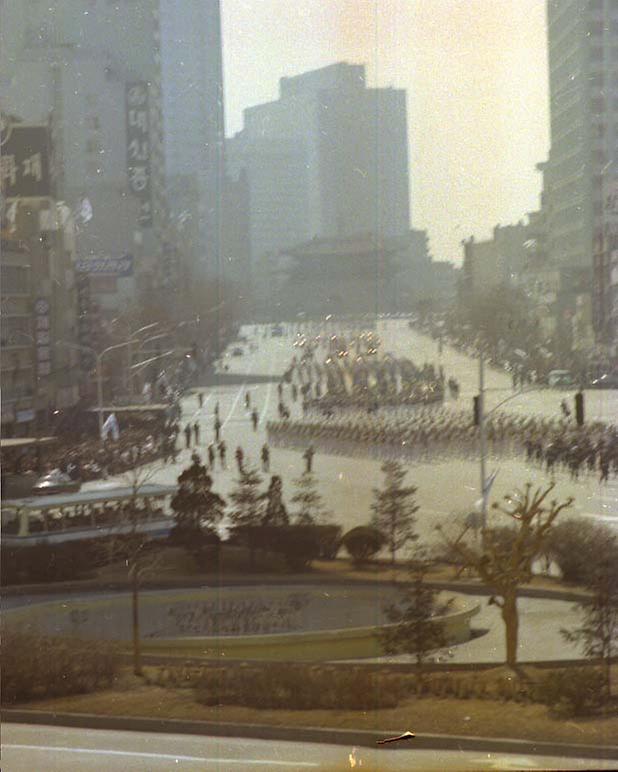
[
  {"left": 34, "top": 297, "right": 52, "bottom": 377},
  {"left": 126, "top": 82, "right": 152, "bottom": 227},
  {"left": 0, "top": 122, "right": 51, "bottom": 199}
]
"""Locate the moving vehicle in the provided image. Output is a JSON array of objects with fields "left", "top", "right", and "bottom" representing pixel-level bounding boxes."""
[
  {"left": 2, "top": 483, "right": 177, "bottom": 546},
  {"left": 547, "top": 369, "right": 575, "bottom": 388},
  {"left": 271, "top": 324, "right": 284, "bottom": 337},
  {"left": 32, "top": 470, "right": 81, "bottom": 496}
]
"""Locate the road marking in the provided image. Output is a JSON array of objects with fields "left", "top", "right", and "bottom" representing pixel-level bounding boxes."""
[
  {"left": 4, "top": 743, "right": 319, "bottom": 767},
  {"left": 222, "top": 383, "right": 246, "bottom": 430}
]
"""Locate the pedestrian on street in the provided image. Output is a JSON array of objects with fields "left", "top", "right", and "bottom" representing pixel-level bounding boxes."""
[
  {"left": 207, "top": 443, "right": 216, "bottom": 469},
  {"left": 303, "top": 445, "right": 315, "bottom": 473},
  {"left": 261, "top": 443, "right": 270, "bottom": 472},
  {"left": 292, "top": 383, "right": 298, "bottom": 402},
  {"left": 197, "top": 392, "right": 204, "bottom": 409},
  {"left": 214, "top": 402, "right": 220, "bottom": 417},
  {"left": 251, "top": 409, "right": 259, "bottom": 431},
  {"left": 214, "top": 417, "right": 222, "bottom": 442},
  {"left": 277, "top": 382, "right": 283, "bottom": 398},
  {"left": 193, "top": 421, "right": 200, "bottom": 445},
  {"left": 191, "top": 450, "right": 201, "bottom": 465},
  {"left": 218, "top": 440, "right": 227, "bottom": 469},
  {"left": 184, "top": 423, "right": 192, "bottom": 449},
  {"left": 245, "top": 391, "right": 251, "bottom": 410},
  {"left": 235, "top": 446, "right": 244, "bottom": 472}
]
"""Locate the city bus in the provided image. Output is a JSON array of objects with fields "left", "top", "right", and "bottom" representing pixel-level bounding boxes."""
[{"left": 1, "top": 483, "right": 177, "bottom": 547}]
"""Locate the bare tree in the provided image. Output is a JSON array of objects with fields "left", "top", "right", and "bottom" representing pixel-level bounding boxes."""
[{"left": 437, "top": 483, "right": 573, "bottom": 669}]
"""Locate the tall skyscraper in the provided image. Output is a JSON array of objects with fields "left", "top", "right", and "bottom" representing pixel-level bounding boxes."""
[
  {"left": 227, "top": 62, "right": 410, "bottom": 267},
  {"left": 0, "top": 1, "right": 225, "bottom": 293},
  {"left": 158, "top": 0, "right": 224, "bottom": 278},
  {"left": 545, "top": 0, "right": 618, "bottom": 347}
]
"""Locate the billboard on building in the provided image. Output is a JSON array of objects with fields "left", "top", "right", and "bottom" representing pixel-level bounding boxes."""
[
  {"left": 75, "top": 254, "right": 134, "bottom": 276},
  {"left": 0, "top": 121, "right": 51, "bottom": 199},
  {"left": 126, "top": 82, "right": 153, "bottom": 227}
]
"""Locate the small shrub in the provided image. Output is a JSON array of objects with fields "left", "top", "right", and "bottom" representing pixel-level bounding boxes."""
[
  {"left": 548, "top": 520, "right": 615, "bottom": 584},
  {"left": 533, "top": 668, "right": 605, "bottom": 717},
  {"left": 341, "top": 526, "right": 386, "bottom": 564},
  {"left": 192, "top": 663, "right": 404, "bottom": 710},
  {"left": 2, "top": 629, "right": 119, "bottom": 704}
]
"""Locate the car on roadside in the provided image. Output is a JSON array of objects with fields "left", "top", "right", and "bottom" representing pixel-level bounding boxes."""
[
  {"left": 32, "top": 470, "right": 82, "bottom": 496},
  {"left": 231, "top": 347, "right": 244, "bottom": 357}
]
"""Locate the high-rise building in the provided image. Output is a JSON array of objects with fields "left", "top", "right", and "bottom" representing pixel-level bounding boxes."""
[
  {"left": 227, "top": 62, "right": 410, "bottom": 268},
  {"left": 0, "top": 1, "right": 225, "bottom": 297},
  {"left": 159, "top": 0, "right": 225, "bottom": 278},
  {"left": 545, "top": 0, "right": 618, "bottom": 347}
]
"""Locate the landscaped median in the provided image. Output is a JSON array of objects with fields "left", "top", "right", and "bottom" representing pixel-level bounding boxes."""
[{"left": 4, "top": 585, "right": 480, "bottom": 661}]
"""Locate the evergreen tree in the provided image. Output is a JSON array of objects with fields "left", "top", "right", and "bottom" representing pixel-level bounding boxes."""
[
  {"left": 170, "top": 459, "right": 225, "bottom": 553},
  {"left": 228, "top": 466, "right": 264, "bottom": 528},
  {"left": 371, "top": 460, "right": 419, "bottom": 564},
  {"left": 379, "top": 553, "right": 450, "bottom": 689},
  {"left": 561, "top": 546, "right": 618, "bottom": 703},
  {"left": 290, "top": 472, "right": 332, "bottom": 525},
  {"left": 261, "top": 475, "right": 289, "bottom": 526}
]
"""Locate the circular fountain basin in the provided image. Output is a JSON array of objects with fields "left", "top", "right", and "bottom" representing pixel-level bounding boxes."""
[{"left": 7, "top": 585, "right": 480, "bottom": 661}]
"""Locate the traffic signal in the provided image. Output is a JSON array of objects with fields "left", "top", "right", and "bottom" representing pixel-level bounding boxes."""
[
  {"left": 574, "top": 391, "right": 584, "bottom": 427},
  {"left": 473, "top": 395, "right": 480, "bottom": 426}
]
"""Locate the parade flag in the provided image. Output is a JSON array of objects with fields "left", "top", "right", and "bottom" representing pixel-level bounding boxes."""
[{"left": 101, "top": 412, "right": 120, "bottom": 441}]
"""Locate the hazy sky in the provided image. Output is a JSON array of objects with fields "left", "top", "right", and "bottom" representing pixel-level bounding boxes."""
[{"left": 221, "top": 0, "right": 549, "bottom": 265}]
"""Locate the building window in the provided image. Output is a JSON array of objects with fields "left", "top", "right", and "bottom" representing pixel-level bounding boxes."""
[{"left": 0, "top": 265, "right": 29, "bottom": 294}]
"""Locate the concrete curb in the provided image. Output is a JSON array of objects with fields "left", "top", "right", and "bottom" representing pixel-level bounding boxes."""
[
  {"left": 1, "top": 574, "right": 590, "bottom": 604},
  {"left": 3, "top": 709, "right": 617, "bottom": 760}
]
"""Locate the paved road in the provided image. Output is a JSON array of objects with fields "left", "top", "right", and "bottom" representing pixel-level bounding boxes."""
[
  {"left": 3, "top": 724, "right": 616, "bottom": 771},
  {"left": 87, "top": 321, "right": 617, "bottom": 541}
]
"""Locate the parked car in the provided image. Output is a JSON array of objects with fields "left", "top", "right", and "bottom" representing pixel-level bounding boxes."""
[
  {"left": 32, "top": 470, "right": 82, "bottom": 496},
  {"left": 271, "top": 324, "right": 284, "bottom": 337},
  {"left": 231, "top": 347, "right": 244, "bottom": 357},
  {"left": 548, "top": 369, "right": 575, "bottom": 388}
]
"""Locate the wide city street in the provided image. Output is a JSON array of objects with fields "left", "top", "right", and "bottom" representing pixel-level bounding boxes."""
[
  {"left": 3, "top": 723, "right": 616, "bottom": 771},
  {"left": 86, "top": 320, "right": 618, "bottom": 544}
]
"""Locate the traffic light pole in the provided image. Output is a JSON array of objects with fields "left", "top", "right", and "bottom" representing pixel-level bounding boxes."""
[{"left": 479, "top": 351, "right": 488, "bottom": 530}]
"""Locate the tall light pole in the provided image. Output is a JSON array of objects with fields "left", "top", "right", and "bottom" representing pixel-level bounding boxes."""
[{"left": 57, "top": 340, "right": 136, "bottom": 438}]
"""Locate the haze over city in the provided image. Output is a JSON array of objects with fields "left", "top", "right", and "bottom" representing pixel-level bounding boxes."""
[{"left": 222, "top": 0, "right": 549, "bottom": 263}]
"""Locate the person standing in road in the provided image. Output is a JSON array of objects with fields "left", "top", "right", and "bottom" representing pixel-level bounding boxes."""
[
  {"left": 184, "top": 423, "right": 192, "bottom": 449},
  {"left": 193, "top": 421, "right": 200, "bottom": 445},
  {"left": 245, "top": 391, "right": 251, "bottom": 410},
  {"left": 214, "top": 402, "right": 220, "bottom": 418},
  {"left": 261, "top": 443, "right": 270, "bottom": 472},
  {"left": 251, "top": 408, "right": 259, "bottom": 431},
  {"left": 303, "top": 445, "right": 315, "bottom": 473},
  {"left": 214, "top": 416, "right": 222, "bottom": 442},
  {"left": 197, "top": 392, "right": 204, "bottom": 409},
  {"left": 207, "top": 442, "right": 216, "bottom": 469},
  {"left": 235, "top": 446, "right": 244, "bottom": 472},
  {"left": 277, "top": 382, "right": 283, "bottom": 399},
  {"left": 218, "top": 440, "right": 227, "bottom": 469}
]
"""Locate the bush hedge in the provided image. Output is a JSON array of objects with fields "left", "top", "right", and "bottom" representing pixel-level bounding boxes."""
[
  {"left": 547, "top": 520, "right": 617, "bottom": 583},
  {"left": 341, "top": 526, "right": 386, "bottom": 564},
  {"left": 231, "top": 525, "right": 341, "bottom": 571},
  {"left": 2, "top": 629, "right": 119, "bottom": 704},
  {"left": 193, "top": 663, "right": 404, "bottom": 710}
]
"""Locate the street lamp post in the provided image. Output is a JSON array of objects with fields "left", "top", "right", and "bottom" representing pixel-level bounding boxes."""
[{"left": 57, "top": 340, "right": 137, "bottom": 439}]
